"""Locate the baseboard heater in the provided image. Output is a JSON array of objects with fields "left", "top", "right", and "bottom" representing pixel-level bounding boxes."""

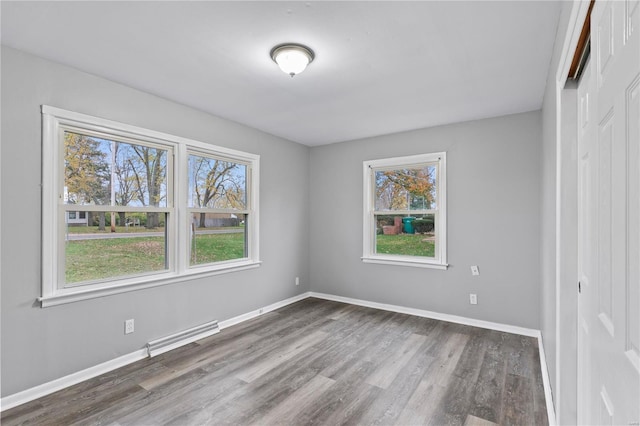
[{"left": 146, "top": 320, "right": 220, "bottom": 358}]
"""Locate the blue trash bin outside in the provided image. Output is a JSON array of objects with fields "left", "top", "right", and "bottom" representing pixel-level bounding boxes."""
[{"left": 402, "top": 217, "right": 416, "bottom": 234}]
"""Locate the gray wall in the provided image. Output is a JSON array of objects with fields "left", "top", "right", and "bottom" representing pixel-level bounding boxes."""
[
  {"left": 309, "top": 111, "right": 542, "bottom": 329},
  {"left": 0, "top": 47, "right": 311, "bottom": 397}
]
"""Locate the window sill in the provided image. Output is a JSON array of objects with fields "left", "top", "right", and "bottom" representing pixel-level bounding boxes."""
[
  {"left": 361, "top": 256, "right": 448, "bottom": 270},
  {"left": 39, "top": 260, "right": 262, "bottom": 307}
]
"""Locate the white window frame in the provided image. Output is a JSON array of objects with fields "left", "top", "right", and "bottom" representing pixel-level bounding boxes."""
[
  {"left": 41, "top": 105, "right": 260, "bottom": 307},
  {"left": 362, "top": 152, "right": 448, "bottom": 269}
]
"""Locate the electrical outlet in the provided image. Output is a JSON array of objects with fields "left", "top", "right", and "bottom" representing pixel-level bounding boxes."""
[
  {"left": 469, "top": 294, "right": 478, "bottom": 305},
  {"left": 125, "top": 319, "right": 135, "bottom": 334},
  {"left": 470, "top": 265, "right": 480, "bottom": 276},
  {"left": 295, "top": 276, "right": 300, "bottom": 286}
]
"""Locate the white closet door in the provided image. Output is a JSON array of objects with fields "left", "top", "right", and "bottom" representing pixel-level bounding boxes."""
[{"left": 578, "top": 0, "right": 640, "bottom": 424}]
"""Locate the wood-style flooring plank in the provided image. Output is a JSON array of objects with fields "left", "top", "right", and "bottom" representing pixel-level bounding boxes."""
[
  {"left": 247, "top": 374, "right": 336, "bottom": 425},
  {"left": 500, "top": 373, "right": 534, "bottom": 426},
  {"left": 365, "top": 332, "right": 428, "bottom": 389},
  {"left": 468, "top": 351, "right": 508, "bottom": 423},
  {"left": 115, "top": 371, "right": 246, "bottom": 425},
  {"left": 394, "top": 332, "right": 470, "bottom": 425},
  {"left": 429, "top": 333, "right": 489, "bottom": 426},
  {"left": 138, "top": 331, "right": 264, "bottom": 390},
  {"left": 355, "top": 338, "right": 438, "bottom": 425},
  {"left": 235, "top": 330, "right": 328, "bottom": 383},
  {"left": 309, "top": 379, "right": 382, "bottom": 426}
]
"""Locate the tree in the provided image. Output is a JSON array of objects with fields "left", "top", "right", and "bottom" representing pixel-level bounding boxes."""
[
  {"left": 113, "top": 143, "right": 139, "bottom": 226},
  {"left": 375, "top": 166, "right": 436, "bottom": 211},
  {"left": 130, "top": 146, "right": 166, "bottom": 229},
  {"left": 190, "top": 157, "right": 245, "bottom": 228},
  {"left": 64, "top": 132, "right": 110, "bottom": 229}
]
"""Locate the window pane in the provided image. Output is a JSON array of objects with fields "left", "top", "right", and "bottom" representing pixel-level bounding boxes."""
[
  {"left": 375, "top": 213, "right": 436, "bottom": 258},
  {"left": 188, "top": 155, "right": 247, "bottom": 209},
  {"left": 374, "top": 164, "right": 437, "bottom": 211},
  {"left": 64, "top": 131, "right": 168, "bottom": 207},
  {"left": 189, "top": 212, "right": 246, "bottom": 265},
  {"left": 64, "top": 211, "right": 168, "bottom": 285}
]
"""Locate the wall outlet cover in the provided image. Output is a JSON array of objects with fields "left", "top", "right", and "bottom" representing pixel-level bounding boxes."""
[{"left": 125, "top": 319, "right": 135, "bottom": 334}]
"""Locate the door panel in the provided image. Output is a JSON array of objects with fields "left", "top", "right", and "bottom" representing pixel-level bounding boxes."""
[
  {"left": 598, "top": 387, "right": 614, "bottom": 425},
  {"left": 626, "top": 0, "right": 639, "bottom": 40},
  {"left": 578, "top": 0, "right": 640, "bottom": 424},
  {"left": 597, "top": 110, "right": 614, "bottom": 336},
  {"left": 597, "top": 3, "right": 615, "bottom": 81},
  {"left": 628, "top": 76, "right": 640, "bottom": 371},
  {"left": 578, "top": 54, "right": 596, "bottom": 426}
]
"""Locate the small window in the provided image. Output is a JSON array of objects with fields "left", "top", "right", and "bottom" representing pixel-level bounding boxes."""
[
  {"left": 363, "top": 153, "right": 447, "bottom": 269},
  {"left": 42, "top": 106, "right": 260, "bottom": 306}
]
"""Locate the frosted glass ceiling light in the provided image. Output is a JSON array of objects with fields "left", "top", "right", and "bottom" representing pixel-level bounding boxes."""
[{"left": 270, "top": 44, "right": 314, "bottom": 77}]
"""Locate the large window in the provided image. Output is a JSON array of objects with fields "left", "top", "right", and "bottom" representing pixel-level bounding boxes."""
[
  {"left": 363, "top": 153, "right": 447, "bottom": 269},
  {"left": 42, "top": 106, "right": 260, "bottom": 306}
]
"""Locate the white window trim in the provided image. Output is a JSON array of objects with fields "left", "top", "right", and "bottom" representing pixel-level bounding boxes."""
[
  {"left": 41, "top": 105, "right": 260, "bottom": 307},
  {"left": 362, "top": 152, "right": 448, "bottom": 270}
]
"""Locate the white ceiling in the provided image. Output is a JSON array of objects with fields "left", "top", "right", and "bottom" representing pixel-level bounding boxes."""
[{"left": 1, "top": 1, "right": 560, "bottom": 146}]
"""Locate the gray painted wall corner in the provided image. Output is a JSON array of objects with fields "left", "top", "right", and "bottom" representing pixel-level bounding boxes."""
[{"left": 309, "top": 110, "right": 543, "bottom": 330}]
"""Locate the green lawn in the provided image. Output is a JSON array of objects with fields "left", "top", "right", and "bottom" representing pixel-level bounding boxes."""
[
  {"left": 190, "top": 233, "right": 246, "bottom": 265},
  {"left": 66, "top": 237, "right": 166, "bottom": 283},
  {"left": 65, "top": 233, "right": 245, "bottom": 283},
  {"left": 376, "top": 234, "right": 435, "bottom": 257}
]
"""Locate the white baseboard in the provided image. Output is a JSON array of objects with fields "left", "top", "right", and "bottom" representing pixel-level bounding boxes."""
[
  {"left": 0, "top": 348, "right": 148, "bottom": 412},
  {"left": 3, "top": 290, "right": 553, "bottom": 418},
  {"left": 308, "top": 292, "right": 539, "bottom": 337},
  {"left": 218, "top": 292, "right": 311, "bottom": 330},
  {"left": 537, "top": 332, "right": 557, "bottom": 426}
]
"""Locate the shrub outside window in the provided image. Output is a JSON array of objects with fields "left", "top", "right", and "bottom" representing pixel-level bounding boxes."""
[
  {"left": 41, "top": 106, "right": 260, "bottom": 306},
  {"left": 362, "top": 153, "right": 447, "bottom": 269}
]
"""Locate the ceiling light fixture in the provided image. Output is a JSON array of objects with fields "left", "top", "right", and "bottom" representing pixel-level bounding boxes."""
[{"left": 270, "top": 43, "right": 315, "bottom": 77}]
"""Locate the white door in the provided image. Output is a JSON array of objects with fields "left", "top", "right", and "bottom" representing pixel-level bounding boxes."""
[
  {"left": 578, "top": 0, "right": 640, "bottom": 424},
  {"left": 577, "top": 54, "right": 595, "bottom": 426}
]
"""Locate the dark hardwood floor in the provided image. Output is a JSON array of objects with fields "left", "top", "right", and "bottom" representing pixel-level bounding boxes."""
[{"left": 2, "top": 298, "right": 549, "bottom": 425}]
